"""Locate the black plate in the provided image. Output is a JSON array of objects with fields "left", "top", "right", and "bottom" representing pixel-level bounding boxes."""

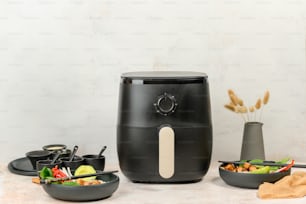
[
  {"left": 41, "top": 173, "right": 120, "bottom": 201},
  {"left": 8, "top": 157, "right": 37, "bottom": 176}
]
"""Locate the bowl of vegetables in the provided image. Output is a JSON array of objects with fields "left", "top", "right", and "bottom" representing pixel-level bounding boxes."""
[
  {"left": 39, "top": 165, "right": 119, "bottom": 201},
  {"left": 219, "top": 159, "right": 293, "bottom": 189}
]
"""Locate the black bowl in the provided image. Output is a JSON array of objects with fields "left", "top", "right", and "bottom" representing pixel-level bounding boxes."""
[
  {"left": 43, "top": 144, "right": 67, "bottom": 152},
  {"left": 50, "top": 149, "right": 71, "bottom": 159},
  {"left": 59, "top": 156, "right": 84, "bottom": 170},
  {"left": 41, "top": 173, "right": 119, "bottom": 201},
  {"left": 26, "top": 150, "right": 51, "bottom": 170},
  {"left": 219, "top": 164, "right": 291, "bottom": 189},
  {"left": 82, "top": 155, "right": 105, "bottom": 171},
  {"left": 36, "top": 159, "right": 63, "bottom": 171}
]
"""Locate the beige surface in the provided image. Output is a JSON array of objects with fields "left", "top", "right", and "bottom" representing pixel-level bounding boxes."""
[{"left": 1, "top": 162, "right": 306, "bottom": 204}]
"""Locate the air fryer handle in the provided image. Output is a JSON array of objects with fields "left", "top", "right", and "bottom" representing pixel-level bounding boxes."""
[{"left": 158, "top": 126, "right": 175, "bottom": 179}]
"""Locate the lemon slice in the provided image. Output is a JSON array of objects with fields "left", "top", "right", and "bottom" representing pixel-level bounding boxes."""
[{"left": 74, "top": 165, "right": 96, "bottom": 181}]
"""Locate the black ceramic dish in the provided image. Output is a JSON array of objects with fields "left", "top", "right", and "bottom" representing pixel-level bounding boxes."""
[
  {"left": 59, "top": 156, "right": 84, "bottom": 170},
  {"left": 43, "top": 144, "right": 67, "bottom": 152},
  {"left": 8, "top": 157, "right": 37, "bottom": 176},
  {"left": 36, "top": 159, "right": 63, "bottom": 171},
  {"left": 26, "top": 150, "right": 51, "bottom": 170},
  {"left": 41, "top": 173, "right": 120, "bottom": 201},
  {"left": 50, "top": 149, "right": 71, "bottom": 159},
  {"left": 82, "top": 155, "right": 105, "bottom": 171},
  {"left": 219, "top": 164, "right": 291, "bottom": 189}
]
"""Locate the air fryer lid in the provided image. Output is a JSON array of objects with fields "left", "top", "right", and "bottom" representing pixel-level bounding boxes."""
[{"left": 121, "top": 71, "right": 207, "bottom": 84}]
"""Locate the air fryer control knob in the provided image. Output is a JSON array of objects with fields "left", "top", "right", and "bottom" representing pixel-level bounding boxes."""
[{"left": 154, "top": 93, "right": 177, "bottom": 116}]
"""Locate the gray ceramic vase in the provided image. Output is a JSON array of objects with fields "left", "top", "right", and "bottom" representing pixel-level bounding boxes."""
[{"left": 240, "top": 122, "right": 265, "bottom": 160}]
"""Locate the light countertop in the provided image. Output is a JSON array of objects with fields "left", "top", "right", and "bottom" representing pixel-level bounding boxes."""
[{"left": 1, "top": 162, "right": 306, "bottom": 204}]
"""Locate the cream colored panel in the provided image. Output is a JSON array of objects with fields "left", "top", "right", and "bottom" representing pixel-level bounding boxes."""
[{"left": 159, "top": 126, "right": 175, "bottom": 179}]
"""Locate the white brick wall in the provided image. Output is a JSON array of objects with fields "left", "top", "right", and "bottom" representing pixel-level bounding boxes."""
[{"left": 0, "top": 0, "right": 305, "bottom": 164}]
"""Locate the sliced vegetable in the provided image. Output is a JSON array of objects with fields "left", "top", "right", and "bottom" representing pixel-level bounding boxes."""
[
  {"left": 52, "top": 165, "right": 67, "bottom": 178},
  {"left": 249, "top": 159, "right": 264, "bottom": 163},
  {"left": 276, "top": 160, "right": 294, "bottom": 173},
  {"left": 39, "top": 167, "right": 53, "bottom": 179},
  {"left": 270, "top": 158, "right": 291, "bottom": 171},
  {"left": 62, "top": 181, "right": 80, "bottom": 186},
  {"left": 276, "top": 157, "right": 290, "bottom": 164},
  {"left": 250, "top": 166, "right": 270, "bottom": 174},
  {"left": 74, "top": 165, "right": 96, "bottom": 181},
  {"left": 249, "top": 159, "right": 264, "bottom": 168}
]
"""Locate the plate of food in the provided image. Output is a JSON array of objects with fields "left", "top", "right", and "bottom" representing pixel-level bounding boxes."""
[
  {"left": 219, "top": 159, "right": 293, "bottom": 189},
  {"left": 35, "top": 165, "right": 120, "bottom": 201}
]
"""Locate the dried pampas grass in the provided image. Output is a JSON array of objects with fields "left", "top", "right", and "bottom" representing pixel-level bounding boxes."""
[
  {"left": 228, "top": 89, "right": 235, "bottom": 96},
  {"left": 237, "top": 98, "right": 244, "bottom": 106},
  {"left": 263, "top": 91, "right": 270, "bottom": 105},
  {"left": 249, "top": 106, "right": 255, "bottom": 113},
  {"left": 255, "top": 99, "right": 262, "bottom": 110},
  {"left": 224, "top": 104, "right": 237, "bottom": 112},
  {"left": 224, "top": 89, "right": 270, "bottom": 122},
  {"left": 229, "top": 94, "right": 239, "bottom": 106}
]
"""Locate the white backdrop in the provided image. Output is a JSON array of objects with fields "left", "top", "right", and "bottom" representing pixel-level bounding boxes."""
[{"left": 0, "top": 0, "right": 305, "bottom": 165}]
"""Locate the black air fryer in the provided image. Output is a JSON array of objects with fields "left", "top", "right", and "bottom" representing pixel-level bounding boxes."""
[{"left": 117, "top": 71, "right": 212, "bottom": 183}]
